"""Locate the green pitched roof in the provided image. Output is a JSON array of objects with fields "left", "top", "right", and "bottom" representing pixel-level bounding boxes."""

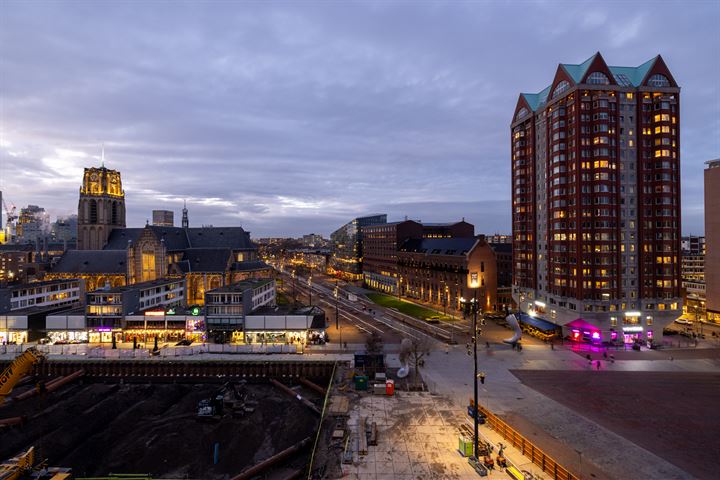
[
  {"left": 518, "top": 54, "right": 660, "bottom": 114},
  {"left": 608, "top": 56, "right": 657, "bottom": 87},
  {"left": 561, "top": 53, "right": 598, "bottom": 83}
]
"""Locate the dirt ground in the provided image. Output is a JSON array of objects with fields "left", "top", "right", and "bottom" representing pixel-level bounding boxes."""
[
  {"left": 0, "top": 380, "right": 320, "bottom": 478},
  {"left": 510, "top": 370, "right": 720, "bottom": 480}
]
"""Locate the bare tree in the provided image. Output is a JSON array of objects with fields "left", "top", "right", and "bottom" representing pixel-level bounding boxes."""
[
  {"left": 401, "top": 336, "right": 432, "bottom": 386},
  {"left": 365, "top": 331, "right": 383, "bottom": 354}
]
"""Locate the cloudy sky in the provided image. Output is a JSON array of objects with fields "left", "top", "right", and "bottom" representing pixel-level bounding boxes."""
[{"left": 1, "top": 0, "right": 718, "bottom": 238}]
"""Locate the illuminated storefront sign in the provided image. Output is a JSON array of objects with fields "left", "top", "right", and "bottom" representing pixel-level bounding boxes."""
[{"left": 622, "top": 326, "right": 644, "bottom": 333}]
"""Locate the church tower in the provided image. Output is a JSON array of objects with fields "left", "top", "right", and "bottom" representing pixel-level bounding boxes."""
[{"left": 77, "top": 165, "right": 126, "bottom": 250}]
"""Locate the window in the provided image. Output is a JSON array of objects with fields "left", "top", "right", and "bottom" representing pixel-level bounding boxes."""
[
  {"left": 647, "top": 74, "right": 670, "bottom": 88},
  {"left": 552, "top": 80, "right": 570, "bottom": 99},
  {"left": 516, "top": 107, "right": 529, "bottom": 121},
  {"left": 142, "top": 250, "right": 156, "bottom": 282},
  {"left": 587, "top": 72, "right": 610, "bottom": 85}
]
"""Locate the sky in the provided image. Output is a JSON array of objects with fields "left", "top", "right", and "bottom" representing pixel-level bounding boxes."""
[{"left": 0, "top": 0, "right": 718, "bottom": 238}]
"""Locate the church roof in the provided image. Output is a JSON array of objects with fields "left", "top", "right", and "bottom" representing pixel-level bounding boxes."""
[
  {"left": 104, "top": 226, "right": 255, "bottom": 251},
  {"left": 178, "top": 248, "right": 233, "bottom": 273},
  {"left": 52, "top": 250, "right": 127, "bottom": 274}
]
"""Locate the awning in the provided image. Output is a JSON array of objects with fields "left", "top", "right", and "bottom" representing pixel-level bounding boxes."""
[{"left": 517, "top": 313, "right": 560, "bottom": 332}]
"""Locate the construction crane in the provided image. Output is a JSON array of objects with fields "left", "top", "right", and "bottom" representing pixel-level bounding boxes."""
[
  {"left": 2, "top": 197, "right": 17, "bottom": 225},
  {"left": 0, "top": 347, "right": 45, "bottom": 404},
  {"left": 0, "top": 447, "right": 34, "bottom": 480}
]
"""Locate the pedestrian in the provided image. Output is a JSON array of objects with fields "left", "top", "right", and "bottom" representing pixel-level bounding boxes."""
[
  {"left": 586, "top": 354, "right": 591, "bottom": 361},
  {"left": 609, "top": 354, "right": 615, "bottom": 363},
  {"left": 669, "top": 356, "right": 674, "bottom": 361},
  {"left": 551, "top": 343, "right": 554, "bottom": 350},
  {"left": 486, "top": 341, "right": 490, "bottom": 348},
  {"left": 596, "top": 360, "right": 601, "bottom": 370},
  {"left": 603, "top": 351, "right": 608, "bottom": 359}
]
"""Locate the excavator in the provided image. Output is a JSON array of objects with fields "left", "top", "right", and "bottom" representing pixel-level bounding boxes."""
[{"left": 0, "top": 347, "right": 45, "bottom": 404}]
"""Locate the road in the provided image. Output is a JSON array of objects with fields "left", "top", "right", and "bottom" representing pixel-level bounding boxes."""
[{"left": 276, "top": 269, "right": 549, "bottom": 350}]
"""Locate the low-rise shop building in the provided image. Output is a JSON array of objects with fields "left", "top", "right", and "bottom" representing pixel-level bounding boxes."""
[{"left": 85, "top": 278, "right": 185, "bottom": 343}]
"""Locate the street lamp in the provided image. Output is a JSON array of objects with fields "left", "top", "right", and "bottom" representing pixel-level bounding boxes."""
[
  {"left": 291, "top": 270, "right": 297, "bottom": 305},
  {"left": 334, "top": 279, "right": 342, "bottom": 348},
  {"left": 464, "top": 271, "right": 482, "bottom": 465},
  {"left": 397, "top": 276, "right": 403, "bottom": 301},
  {"left": 308, "top": 276, "right": 313, "bottom": 306}
]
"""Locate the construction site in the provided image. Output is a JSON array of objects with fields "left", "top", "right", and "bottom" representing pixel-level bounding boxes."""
[{"left": 1, "top": 351, "right": 333, "bottom": 479}]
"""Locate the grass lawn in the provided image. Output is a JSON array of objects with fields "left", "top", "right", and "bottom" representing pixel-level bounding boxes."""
[
  {"left": 276, "top": 291, "right": 290, "bottom": 305},
  {"left": 366, "top": 293, "right": 453, "bottom": 322}
]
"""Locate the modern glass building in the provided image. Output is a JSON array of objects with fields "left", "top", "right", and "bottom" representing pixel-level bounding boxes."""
[{"left": 329, "top": 214, "right": 387, "bottom": 280}]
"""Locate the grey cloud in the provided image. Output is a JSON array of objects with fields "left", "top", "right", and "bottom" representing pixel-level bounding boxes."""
[{"left": 0, "top": 0, "right": 717, "bottom": 238}]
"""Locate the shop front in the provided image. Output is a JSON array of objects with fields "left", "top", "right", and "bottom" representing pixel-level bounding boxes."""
[
  {"left": 123, "top": 314, "right": 188, "bottom": 343},
  {"left": 185, "top": 316, "right": 206, "bottom": 343},
  {"left": 46, "top": 309, "right": 88, "bottom": 344},
  {"left": 47, "top": 330, "right": 88, "bottom": 344},
  {"left": 0, "top": 315, "right": 29, "bottom": 345},
  {"left": 622, "top": 325, "right": 646, "bottom": 344},
  {"left": 88, "top": 327, "right": 122, "bottom": 344}
]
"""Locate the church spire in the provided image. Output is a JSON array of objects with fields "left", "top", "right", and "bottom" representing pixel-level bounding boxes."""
[{"left": 182, "top": 200, "right": 189, "bottom": 229}]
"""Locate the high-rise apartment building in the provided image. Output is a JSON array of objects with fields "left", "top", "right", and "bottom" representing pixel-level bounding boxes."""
[
  {"left": 511, "top": 53, "right": 681, "bottom": 344},
  {"left": 705, "top": 159, "right": 720, "bottom": 323},
  {"left": 152, "top": 210, "right": 174, "bottom": 227}
]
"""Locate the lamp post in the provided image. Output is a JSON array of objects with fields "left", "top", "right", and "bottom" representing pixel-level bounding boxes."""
[
  {"left": 308, "top": 276, "right": 313, "bottom": 306},
  {"left": 335, "top": 280, "right": 342, "bottom": 348},
  {"left": 463, "top": 270, "right": 483, "bottom": 465},
  {"left": 397, "top": 276, "right": 402, "bottom": 301},
  {"left": 291, "top": 270, "right": 297, "bottom": 305},
  {"left": 471, "top": 289, "right": 479, "bottom": 462}
]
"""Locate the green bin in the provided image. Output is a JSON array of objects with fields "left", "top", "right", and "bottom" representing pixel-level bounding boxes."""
[
  {"left": 458, "top": 436, "right": 474, "bottom": 457},
  {"left": 354, "top": 375, "right": 368, "bottom": 391}
]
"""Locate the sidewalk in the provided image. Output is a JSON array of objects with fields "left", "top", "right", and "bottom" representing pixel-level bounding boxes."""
[{"left": 420, "top": 345, "right": 697, "bottom": 480}]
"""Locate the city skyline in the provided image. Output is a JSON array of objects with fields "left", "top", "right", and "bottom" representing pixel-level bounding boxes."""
[{"left": 1, "top": 1, "right": 718, "bottom": 237}]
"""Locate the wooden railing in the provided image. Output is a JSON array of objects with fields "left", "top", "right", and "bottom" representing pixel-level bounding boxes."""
[{"left": 477, "top": 405, "right": 579, "bottom": 480}]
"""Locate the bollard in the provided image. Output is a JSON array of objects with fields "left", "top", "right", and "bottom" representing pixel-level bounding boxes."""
[{"left": 214, "top": 442, "right": 220, "bottom": 465}]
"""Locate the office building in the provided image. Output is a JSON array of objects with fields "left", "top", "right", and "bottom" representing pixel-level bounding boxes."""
[
  {"left": 16, "top": 205, "right": 50, "bottom": 244},
  {"left": 362, "top": 220, "right": 475, "bottom": 294},
  {"left": 52, "top": 215, "right": 78, "bottom": 243},
  {"left": 0, "top": 278, "right": 85, "bottom": 343},
  {"left": 204, "top": 279, "right": 276, "bottom": 342},
  {"left": 511, "top": 53, "right": 681, "bottom": 344},
  {"left": 681, "top": 252, "right": 705, "bottom": 320},
  {"left": 397, "top": 236, "right": 497, "bottom": 313},
  {"left": 681, "top": 235, "right": 705, "bottom": 255},
  {"left": 329, "top": 214, "right": 387, "bottom": 279},
  {"left": 153, "top": 210, "right": 175, "bottom": 227},
  {"left": 706, "top": 159, "right": 720, "bottom": 323}
]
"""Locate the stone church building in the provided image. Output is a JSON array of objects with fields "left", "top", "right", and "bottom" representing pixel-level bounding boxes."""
[{"left": 47, "top": 166, "right": 271, "bottom": 305}]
